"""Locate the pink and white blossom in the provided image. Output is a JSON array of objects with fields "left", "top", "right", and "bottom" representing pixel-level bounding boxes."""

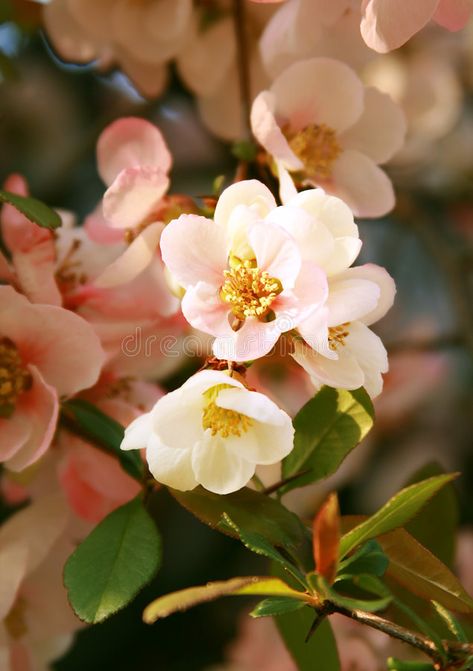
[
  {"left": 160, "top": 180, "right": 328, "bottom": 361},
  {"left": 0, "top": 287, "right": 105, "bottom": 471},
  {"left": 122, "top": 369, "right": 294, "bottom": 495},
  {"left": 251, "top": 58, "right": 406, "bottom": 217}
]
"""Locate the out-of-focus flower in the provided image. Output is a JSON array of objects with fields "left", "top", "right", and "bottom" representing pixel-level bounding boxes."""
[
  {"left": 0, "top": 174, "right": 61, "bottom": 307},
  {"left": 361, "top": 0, "right": 473, "bottom": 53},
  {"left": 160, "top": 180, "right": 328, "bottom": 361},
  {"left": 42, "top": 0, "right": 193, "bottom": 97},
  {"left": 456, "top": 528, "right": 473, "bottom": 597},
  {"left": 0, "top": 494, "right": 78, "bottom": 671},
  {"left": 121, "top": 369, "right": 294, "bottom": 494},
  {"left": 363, "top": 50, "right": 462, "bottom": 167},
  {"left": 0, "top": 287, "right": 105, "bottom": 471},
  {"left": 251, "top": 58, "right": 405, "bottom": 217},
  {"left": 259, "top": 0, "right": 373, "bottom": 78}
]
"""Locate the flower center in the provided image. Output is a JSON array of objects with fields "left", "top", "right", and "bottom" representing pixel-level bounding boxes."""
[
  {"left": 202, "top": 384, "right": 253, "bottom": 438},
  {"left": 288, "top": 123, "right": 342, "bottom": 181},
  {"left": 220, "top": 259, "right": 283, "bottom": 322},
  {"left": 5, "top": 597, "right": 28, "bottom": 639},
  {"left": 328, "top": 323, "right": 350, "bottom": 351},
  {"left": 0, "top": 337, "right": 32, "bottom": 418}
]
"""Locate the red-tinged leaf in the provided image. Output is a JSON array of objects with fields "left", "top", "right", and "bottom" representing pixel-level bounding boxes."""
[{"left": 313, "top": 493, "right": 340, "bottom": 585}]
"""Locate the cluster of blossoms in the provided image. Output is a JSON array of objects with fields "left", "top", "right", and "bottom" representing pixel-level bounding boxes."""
[{"left": 1, "top": 0, "right": 472, "bottom": 669}]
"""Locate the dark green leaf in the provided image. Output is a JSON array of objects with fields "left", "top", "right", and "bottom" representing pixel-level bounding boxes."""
[
  {"left": 281, "top": 387, "right": 374, "bottom": 492},
  {"left": 0, "top": 190, "right": 62, "bottom": 230},
  {"left": 170, "top": 486, "right": 312, "bottom": 570},
  {"left": 64, "top": 498, "right": 161, "bottom": 623},
  {"left": 380, "top": 528, "right": 473, "bottom": 614},
  {"left": 232, "top": 140, "right": 258, "bottom": 162},
  {"left": 339, "top": 474, "right": 458, "bottom": 558},
  {"left": 61, "top": 399, "right": 143, "bottom": 482},
  {"left": 338, "top": 540, "right": 389, "bottom": 579},
  {"left": 219, "top": 514, "right": 306, "bottom": 587},
  {"left": 404, "top": 462, "right": 459, "bottom": 567},
  {"left": 315, "top": 574, "right": 392, "bottom": 613},
  {"left": 432, "top": 601, "right": 468, "bottom": 643},
  {"left": 251, "top": 597, "right": 306, "bottom": 618},
  {"left": 143, "top": 577, "right": 310, "bottom": 623}
]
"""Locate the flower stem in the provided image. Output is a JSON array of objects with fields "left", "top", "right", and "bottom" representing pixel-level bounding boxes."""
[{"left": 232, "top": 0, "right": 252, "bottom": 140}]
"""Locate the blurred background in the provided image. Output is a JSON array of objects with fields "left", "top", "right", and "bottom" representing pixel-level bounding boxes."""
[{"left": 0, "top": 1, "right": 473, "bottom": 668}]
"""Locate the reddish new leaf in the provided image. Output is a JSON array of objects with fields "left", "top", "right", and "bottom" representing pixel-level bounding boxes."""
[{"left": 313, "top": 493, "right": 340, "bottom": 585}]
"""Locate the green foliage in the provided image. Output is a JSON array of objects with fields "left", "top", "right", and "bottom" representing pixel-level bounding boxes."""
[
  {"left": 61, "top": 399, "right": 143, "bottom": 482},
  {"left": 250, "top": 597, "right": 306, "bottom": 618},
  {"left": 380, "top": 528, "right": 473, "bottom": 614},
  {"left": 337, "top": 540, "right": 389, "bottom": 580},
  {"left": 387, "top": 660, "right": 435, "bottom": 671},
  {"left": 64, "top": 498, "right": 161, "bottom": 624},
  {"left": 404, "top": 462, "right": 459, "bottom": 567},
  {"left": 314, "top": 574, "right": 392, "bottom": 613},
  {"left": 431, "top": 601, "right": 469, "bottom": 642},
  {"left": 281, "top": 387, "right": 374, "bottom": 492},
  {"left": 170, "top": 486, "right": 312, "bottom": 569},
  {"left": 0, "top": 189, "right": 62, "bottom": 230},
  {"left": 276, "top": 609, "right": 340, "bottom": 671},
  {"left": 339, "top": 473, "right": 458, "bottom": 558},
  {"left": 231, "top": 140, "right": 258, "bottom": 162},
  {"left": 143, "top": 577, "right": 309, "bottom": 624}
]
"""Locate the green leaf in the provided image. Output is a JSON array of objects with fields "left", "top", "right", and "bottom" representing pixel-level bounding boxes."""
[
  {"left": 315, "top": 574, "right": 392, "bottom": 613},
  {"left": 387, "top": 659, "right": 435, "bottom": 671},
  {"left": 61, "top": 399, "right": 143, "bottom": 482},
  {"left": 170, "top": 486, "right": 312, "bottom": 569},
  {"left": 404, "top": 462, "right": 459, "bottom": 567},
  {"left": 251, "top": 597, "right": 307, "bottom": 618},
  {"left": 339, "top": 473, "right": 458, "bottom": 558},
  {"left": 143, "top": 577, "right": 310, "bottom": 624},
  {"left": 64, "top": 498, "right": 161, "bottom": 624},
  {"left": 431, "top": 601, "right": 468, "bottom": 643},
  {"left": 232, "top": 140, "right": 258, "bottom": 162},
  {"left": 276, "top": 609, "right": 340, "bottom": 671},
  {"left": 0, "top": 190, "right": 62, "bottom": 230},
  {"left": 281, "top": 387, "right": 374, "bottom": 493},
  {"left": 379, "top": 528, "right": 473, "bottom": 614},
  {"left": 337, "top": 540, "right": 389, "bottom": 579},
  {"left": 218, "top": 514, "right": 306, "bottom": 587}
]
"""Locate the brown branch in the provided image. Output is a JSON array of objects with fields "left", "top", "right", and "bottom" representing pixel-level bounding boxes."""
[{"left": 232, "top": 0, "right": 252, "bottom": 140}]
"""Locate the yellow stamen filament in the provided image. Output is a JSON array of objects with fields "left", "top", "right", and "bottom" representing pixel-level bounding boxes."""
[
  {"left": 202, "top": 384, "right": 253, "bottom": 438},
  {"left": 0, "top": 337, "right": 32, "bottom": 416},
  {"left": 288, "top": 123, "right": 342, "bottom": 181},
  {"left": 220, "top": 260, "right": 283, "bottom": 321},
  {"left": 328, "top": 323, "right": 350, "bottom": 351}
]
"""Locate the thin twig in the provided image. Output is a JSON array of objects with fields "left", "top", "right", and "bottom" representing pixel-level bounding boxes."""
[{"left": 232, "top": 0, "right": 252, "bottom": 140}]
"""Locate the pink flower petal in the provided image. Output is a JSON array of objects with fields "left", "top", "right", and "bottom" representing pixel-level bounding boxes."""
[
  {"left": 102, "top": 166, "right": 169, "bottom": 229},
  {"left": 434, "top": 0, "right": 473, "bottom": 30},
  {"left": 292, "top": 337, "right": 365, "bottom": 389},
  {"left": 214, "top": 180, "right": 277, "bottom": 230},
  {"left": 360, "top": 0, "right": 439, "bottom": 52},
  {"left": 270, "top": 58, "right": 364, "bottom": 133},
  {"left": 248, "top": 221, "right": 301, "bottom": 289},
  {"left": 331, "top": 149, "right": 395, "bottom": 218},
  {"left": 276, "top": 260, "right": 328, "bottom": 326},
  {"left": 97, "top": 117, "right": 172, "bottom": 186},
  {"left": 94, "top": 222, "right": 164, "bottom": 288},
  {"left": 339, "top": 87, "right": 406, "bottom": 164},
  {"left": 338, "top": 264, "right": 396, "bottom": 325},
  {"left": 326, "top": 277, "right": 381, "bottom": 326},
  {"left": 182, "top": 282, "right": 233, "bottom": 337},
  {"left": 160, "top": 214, "right": 228, "bottom": 289},
  {"left": 84, "top": 206, "right": 124, "bottom": 244},
  {"left": 251, "top": 92, "right": 303, "bottom": 170},
  {"left": 213, "top": 319, "right": 281, "bottom": 362},
  {"left": 5, "top": 365, "right": 59, "bottom": 472}
]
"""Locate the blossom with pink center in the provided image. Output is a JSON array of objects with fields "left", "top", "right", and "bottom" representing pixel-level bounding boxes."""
[
  {"left": 0, "top": 174, "right": 61, "bottom": 307},
  {"left": 361, "top": 0, "right": 473, "bottom": 53},
  {"left": 160, "top": 180, "right": 328, "bottom": 362},
  {"left": 0, "top": 286, "right": 105, "bottom": 471},
  {"left": 251, "top": 57, "right": 406, "bottom": 218},
  {"left": 0, "top": 494, "right": 78, "bottom": 671}
]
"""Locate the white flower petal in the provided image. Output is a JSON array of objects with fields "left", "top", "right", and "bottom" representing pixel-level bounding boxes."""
[
  {"left": 214, "top": 180, "right": 277, "bottom": 230},
  {"left": 191, "top": 434, "right": 255, "bottom": 494},
  {"left": 326, "top": 277, "right": 381, "bottom": 326},
  {"left": 121, "top": 412, "right": 153, "bottom": 450},
  {"left": 338, "top": 264, "right": 396, "bottom": 325},
  {"left": 251, "top": 92, "right": 303, "bottom": 170},
  {"left": 345, "top": 321, "right": 388, "bottom": 398},
  {"left": 147, "top": 435, "right": 198, "bottom": 492},
  {"left": 292, "top": 338, "right": 365, "bottom": 390}
]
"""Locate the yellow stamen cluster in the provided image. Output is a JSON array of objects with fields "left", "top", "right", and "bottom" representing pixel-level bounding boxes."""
[
  {"left": 202, "top": 384, "right": 253, "bottom": 438},
  {"left": 0, "top": 337, "right": 32, "bottom": 416},
  {"left": 288, "top": 123, "right": 342, "bottom": 181},
  {"left": 220, "top": 260, "right": 283, "bottom": 321},
  {"left": 5, "top": 597, "right": 28, "bottom": 639},
  {"left": 328, "top": 323, "right": 350, "bottom": 351}
]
